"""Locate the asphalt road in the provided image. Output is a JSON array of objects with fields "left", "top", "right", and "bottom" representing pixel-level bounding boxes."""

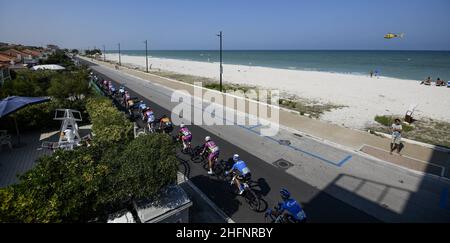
[{"left": 80, "top": 58, "right": 379, "bottom": 223}]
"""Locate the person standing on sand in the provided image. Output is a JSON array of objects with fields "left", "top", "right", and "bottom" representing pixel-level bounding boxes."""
[
  {"left": 370, "top": 70, "right": 374, "bottom": 78},
  {"left": 390, "top": 119, "right": 403, "bottom": 155}
]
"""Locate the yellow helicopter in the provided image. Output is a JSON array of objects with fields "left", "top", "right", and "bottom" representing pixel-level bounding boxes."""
[{"left": 384, "top": 33, "right": 404, "bottom": 39}]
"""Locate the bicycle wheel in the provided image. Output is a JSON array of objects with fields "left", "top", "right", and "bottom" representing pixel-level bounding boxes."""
[
  {"left": 191, "top": 146, "right": 205, "bottom": 163},
  {"left": 213, "top": 161, "right": 226, "bottom": 180},
  {"left": 245, "top": 189, "right": 260, "bottom": 211}
]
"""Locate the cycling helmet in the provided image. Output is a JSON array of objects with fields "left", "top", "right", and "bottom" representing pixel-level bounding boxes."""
[
  {"left": 280, "top": 188, "right": 291, "bottom": 200},
  {"left": 180, "top": 123, "right": 185, "bottom": 128},
  {"left": 233, "top": 154, "right": 240, "bottom": 162},
  {"left": 205, "top": 136, "right": 211, "bottom": 142}
]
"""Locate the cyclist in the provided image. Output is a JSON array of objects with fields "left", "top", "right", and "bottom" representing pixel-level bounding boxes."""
[
  {"left": 138, "top": 101, "right": 147, "bottom": 118},
  {"left": 108, "top": 81, "right": 113, "bottom": 91},
  {"left": 144, "top": 108, "right": 156, "bottom": 132},
  {"left": 118, "top": 86, "right": 125, "bottom": 96},
  {"left": 127, "top": 98, "right": 135, "bottom": 116},
  {"left": 201, "top": 136, "right": 220, "bottom": 175},
  {"left": 123, "top": 91, "right": 131, "bottom": 105},
  {"left": 158, "top": 115, "right": 173, "bottom": 134},
  {"left": 271, "top": 189, "right": 307, "bottom": 223},
  {"left": 225, "top": 154, "right": 251, "bottom": 195},
  {"left": 102, "top": 80, "right": 108, "bottom": 89},
  {"left": 178, "top": 123, "right": 192, "bottom": 152},
  {"left": 109, "top": 85, "right": 116, "bottom": 96}
]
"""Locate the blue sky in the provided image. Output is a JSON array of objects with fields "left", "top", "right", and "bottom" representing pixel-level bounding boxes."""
[{"left": 1, "top": 0, "right": 449, "bottom": 50}]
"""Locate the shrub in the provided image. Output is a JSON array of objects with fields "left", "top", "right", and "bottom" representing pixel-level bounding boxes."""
[
  {"left": 0, "top": 147, "right": 109, "bottom": 223},
  {"left": 47, "top": 71, "right": 91, "bottom": 99},
  {"left": 375, "top": 115, "right": 393, "bottom": 127},
  {"left": 98, "top": 134, "right": 178, "bottom": 207},
  {"left": 86, "top": 98, "right": 133, "bottom": 146}
]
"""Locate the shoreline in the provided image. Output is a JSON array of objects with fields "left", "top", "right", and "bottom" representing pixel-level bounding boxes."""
[{"left": 103, "top": 53, "right": 450, "bottom": 130}]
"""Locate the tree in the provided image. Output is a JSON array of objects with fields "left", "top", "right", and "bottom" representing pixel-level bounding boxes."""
[
  {"left": 47, "top": 71, "right": 91, "bottom": 100},
  {"left": 86, "top": 98, "right": 133, "bottom": 146},
  {"left": 0, "top": 147, "right": 109, "bottom": 223},
  {"left": 71, "top": 49, "right": 79, "bottom": 55},
  {"left": 98, "top": 134, "right": 178, "bottom": 207},
  {"left": 0, "top": 131, "right": 179, "bottom": 223},
  {"left": 85, "top": 49, "right": 102, "bottom": 56}
]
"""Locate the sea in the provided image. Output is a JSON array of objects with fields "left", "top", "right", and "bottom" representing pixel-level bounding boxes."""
[{"left": 106, "top": 50, "right": 450, "bottom": 81}]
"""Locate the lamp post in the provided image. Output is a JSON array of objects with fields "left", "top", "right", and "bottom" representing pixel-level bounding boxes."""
[
  {"left": 145, "top": 40, "right": 149, "bottom": 73},
  {"left": 118, "top": 43, "right": 121, "bottom": 66},
  {"left": 103, "top": 45, "right": 106, "bottom": 61},
  {"left": 217, "top": 31, "right": 223, "bottom": 92}
]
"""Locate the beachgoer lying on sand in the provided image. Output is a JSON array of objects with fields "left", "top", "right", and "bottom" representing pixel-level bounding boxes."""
[
  {"left": 420, "top": 77, "right": 432, "bottom": 85},
  {"left": 436, "top": 78, "right": 445, "bottom": 86}
]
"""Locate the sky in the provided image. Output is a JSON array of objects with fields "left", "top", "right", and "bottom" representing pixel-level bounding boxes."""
[{"left": 1, "top": 0, "right": 450, "bottom": 50}]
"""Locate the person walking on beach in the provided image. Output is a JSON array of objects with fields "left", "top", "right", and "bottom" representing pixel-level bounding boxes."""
[
  {"left": 390, "top": 119, "right": 403, "bottom": 155},
  {"left": 370, "top": 70, "right": 374, "bottom": 78}
]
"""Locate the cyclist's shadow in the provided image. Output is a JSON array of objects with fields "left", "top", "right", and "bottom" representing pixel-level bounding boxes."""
[{"left": 244, "top": 178, "right": 270, "bottom": 213}]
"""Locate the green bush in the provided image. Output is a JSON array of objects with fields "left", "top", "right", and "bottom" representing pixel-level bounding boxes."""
[
  {"left": 47, "top": 70, "right": 91, "bottom": 99},
  {"left": 98, "top": 134, "right": 178, "bottom": 207},
  {"left": 0, "top": 134, "right": 179, "bottom": 223},
  {"left": 86, "top": 98, "right": 133, "bottom": 146},
  {"left": 375, "top": 115, "right": 394, "bottom": 127},
  {"left": 0, "top": 147, "right": 109, "bottom": 223},
  {"left": 374, "top": 115, "right": 414, "bottom": 132}
]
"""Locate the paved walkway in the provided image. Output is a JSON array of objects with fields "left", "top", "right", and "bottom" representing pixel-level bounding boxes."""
[
  {"left": 0, "top": 127, "right": 92, "bottom": 188},
  {"left": 85, "top": 57, "right": 450, "bottom": 179},
  {"left": 0, "top": 132, "right": 53, "bottom": 187}
]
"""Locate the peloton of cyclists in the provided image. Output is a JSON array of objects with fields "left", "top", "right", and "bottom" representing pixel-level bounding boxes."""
[{"left": 96, "top": 76, "right": 309, "bottom": 223}]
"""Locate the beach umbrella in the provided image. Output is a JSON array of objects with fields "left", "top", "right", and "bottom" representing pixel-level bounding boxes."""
[{"left": 0, "top": 96, "right": 51, "bottom": 145}]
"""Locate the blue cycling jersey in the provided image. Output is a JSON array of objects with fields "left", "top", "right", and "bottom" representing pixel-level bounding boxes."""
[
  {"left": 231, "top": 160, "right": 251, "bottom": 176},
  {"left": 278, "top": 199, "right": 306, "bottom": 221},
  {"left": 139, "top": 103, "right": 147, "bottom": 110}
]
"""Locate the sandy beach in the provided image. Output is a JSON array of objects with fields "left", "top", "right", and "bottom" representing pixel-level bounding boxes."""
[{"left": 105, "top": 53, "right": 450, "bottom": 130}]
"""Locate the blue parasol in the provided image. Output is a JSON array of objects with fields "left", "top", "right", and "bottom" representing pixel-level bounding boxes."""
[{"left": 0, "top": 96, "right": 51, "bottom": 145}]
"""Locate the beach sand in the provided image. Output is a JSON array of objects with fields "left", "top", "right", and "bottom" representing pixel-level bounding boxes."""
[{"left": 105, "top": 53, "right": 450, "bottom": 130}]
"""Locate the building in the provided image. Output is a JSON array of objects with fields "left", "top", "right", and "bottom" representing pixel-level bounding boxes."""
[
  {"left": 0, "top": 50, "right": 21, "bottom": 64},
  {"left": 107, "top": 185, "right": 193, "bottom": 223},
  {"left": 0, "top": 64, "right": 11, "bottom": 86},
  {"left": 0, "top": 54, "right": 14, "bottom": 86},
  {"left": 0, "top": 49, "right": 42, "bottom": 67},
  {"left": 22, "top": 49, "right": 43, "bottom": 59},
  {"left": 133, "top": 185, "right": 193, "bottom": 223}
]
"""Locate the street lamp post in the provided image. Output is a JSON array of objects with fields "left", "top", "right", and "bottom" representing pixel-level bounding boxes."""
[
  {"left": 217, "top": 31, "right": 223, "bottom": 92},
  {"left": 145, "top": 40, "right": 149, "bottom": 73},
  {"left": 118, "top": 43, "right": 121, "bottom": 66},
  {"left": 103, "top": 45, "right": 106, "bottom": 61}
]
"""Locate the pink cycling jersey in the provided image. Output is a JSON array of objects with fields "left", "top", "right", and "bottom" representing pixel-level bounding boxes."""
[
  {"left": 205, "top": 141, "right": 219, "bottom": 153},
  {"left": 180, "top": 127, "right": 192, "bottom": 141}
]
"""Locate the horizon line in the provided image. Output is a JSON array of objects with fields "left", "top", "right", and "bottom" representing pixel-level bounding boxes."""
[{"left": 99, "top": 49, "right": 450, "bottom": 52}]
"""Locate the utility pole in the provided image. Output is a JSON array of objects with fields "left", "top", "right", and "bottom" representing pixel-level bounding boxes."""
[
  {"left": 217, "top": 31, "right": 223, "bottom": 92},
  {"left": 118, "top": 43, "right": 121, "bottom": 66},
  {"left": 145, "top": 40, "right": 149, "bottom": 73},
  {"left": 103, "top": 45, "right": 106, "bottom": 61}
]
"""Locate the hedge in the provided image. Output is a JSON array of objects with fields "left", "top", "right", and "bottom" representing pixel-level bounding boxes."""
[{"left": 86, "top": 97, "right": 133, "bottom": 146}]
